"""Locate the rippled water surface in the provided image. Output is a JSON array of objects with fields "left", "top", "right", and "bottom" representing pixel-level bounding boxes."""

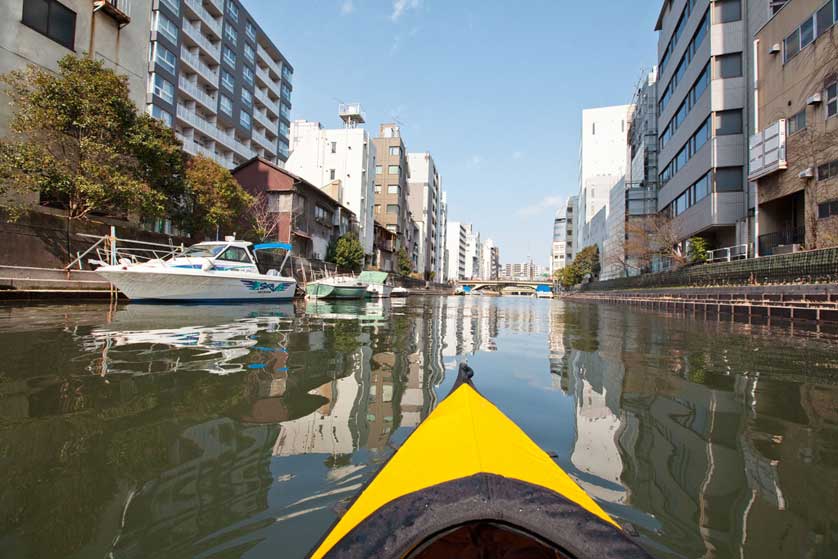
[{"left": 1, "top": 296, "right": 837, "bottom": 558}]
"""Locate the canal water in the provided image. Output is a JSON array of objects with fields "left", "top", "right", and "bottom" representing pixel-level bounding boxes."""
[{"left": 1, "top": 297, "right": 837, "bottom": 558}]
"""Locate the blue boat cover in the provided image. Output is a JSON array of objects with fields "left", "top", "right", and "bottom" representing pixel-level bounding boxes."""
[{"left": 254, "top": 242, "right": 292, "bottom": 251}]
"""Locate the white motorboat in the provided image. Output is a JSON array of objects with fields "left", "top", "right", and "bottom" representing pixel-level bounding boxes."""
[
  {"left": 359, "top": 271, "right": 393, "bottom": 298},
  {"left": 391, "top": 287, "right": 409, "bottom": 297},
  {"left": 96, "top": 241, "right": 297, "bottom": 302}
]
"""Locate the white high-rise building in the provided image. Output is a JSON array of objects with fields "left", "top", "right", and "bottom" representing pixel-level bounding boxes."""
[
  {"left": 550, "top": 206, "right": 568, "bottom": 276},
  {"left": 445, "top": 221, "right": 467, "bottom": 281},
  {"left": 464, "top": 225, "right": 482, "bottom": 280},
  {"left": 481, "top": 238, "right": 499, "bottom": 280},
  {"left": 576, "top": 105, "right": 632, "bottom": 253},
  {"left": 285, "top": 105, "right": 376, "bottom": 255},
  {"left": 407, "top": 152, "right": 443, "bottom": 280},
  {"left": 438, "top": 192, "right": 448, "bottom": 281}
]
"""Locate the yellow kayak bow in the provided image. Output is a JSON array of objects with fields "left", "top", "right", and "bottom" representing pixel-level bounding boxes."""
[{"left": 308, "top": 363, "right": 652, "bottom": 559}]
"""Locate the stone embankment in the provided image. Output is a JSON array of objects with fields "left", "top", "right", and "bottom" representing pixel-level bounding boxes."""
[{"left": 564, "top": 284, "right": 838, "bottom": 325}]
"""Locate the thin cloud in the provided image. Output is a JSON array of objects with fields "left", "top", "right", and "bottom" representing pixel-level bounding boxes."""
[
  {"left": 516, "top": 195, "right": 565, "bottom": 217},
  {"left": 466, "top": 155, "right": 483, "bottom": 169},
  {"left": 340, "top": 0, "right": 354, "bottom": 14},
  {"left": 392, "top": 0, "right": 421, "bottom": 21}
]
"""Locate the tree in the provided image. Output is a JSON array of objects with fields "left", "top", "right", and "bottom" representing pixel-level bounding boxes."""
[
  {"left": 182, "top": 155, "right": 252, "bottom": 238},
  {"left": 334, "top": 233, "right": 364, "bottom": 272},
  {"left": 397, "top": 248, "right": 412, "bottom": 276},
  {"left": 0, "top": 55, "right": 181, "bottom": 222},
  {"left": 624, "top": 213, "right": 687, "bottom": 271},
  {"left": 687, "top": 236, "right": 709, "bottom": 265},
  {"left": 558, "top": 264, "right": 581, "bottom": 289},
  {"left": 248, "top": 192, "right": 279, "bottom": 242},
  {"left": 574, "top": 245, "right": 601, "bottom": 280}
]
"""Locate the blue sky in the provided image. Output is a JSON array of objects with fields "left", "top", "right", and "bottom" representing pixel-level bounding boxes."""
[{"left": 247, "top": 0, "right": 661, "bottom": 265}]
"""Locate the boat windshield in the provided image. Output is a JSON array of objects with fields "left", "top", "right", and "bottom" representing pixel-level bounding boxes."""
[{"left": 181, "top": 244, "right": 226, "bottom": 258}]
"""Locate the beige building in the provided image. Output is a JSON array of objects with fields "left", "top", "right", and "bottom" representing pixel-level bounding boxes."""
[
  {"left": 751, "top": 0, "right": 838, "bottom": 254},
  {"left": 373, "top": 123, "right": 412, "bottom": 254},
  {"left": 1, "top": 0, "right": 152, "bottom": 131}
]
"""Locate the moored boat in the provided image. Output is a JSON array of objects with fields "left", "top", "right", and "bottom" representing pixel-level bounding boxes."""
[
  {"left": 96, "top": 241, "right": 296, "bottom": 302},
  {"left": 358, "top": 270, "right": 393, "bottom": 298},
  {"left": 305, "top": 275, "right": 369, "bottom": 299},
  {"left": 307, "top": 363, "right": 652, "bottom": 559},
  {"left": 390, "top": 286, "right": 409, "bottom": 297}
]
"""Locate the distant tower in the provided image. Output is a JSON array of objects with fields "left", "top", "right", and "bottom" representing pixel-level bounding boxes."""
[{"left": 339, "top": 103, "right": 366, "bottom": 128}]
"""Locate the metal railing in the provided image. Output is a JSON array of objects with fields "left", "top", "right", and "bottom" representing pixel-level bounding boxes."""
[
  {"left": 180, "top": 47, "right": 219, "bottom": 84},
  {"left": 183, "top": 0, "right": 222, "bottom": 36},
  {"left": 182, "top": 21, "right": 221, "bottom": 62},
  {"left": 66, "top": 227, "right": 185, "bottom": 271},
  {"left": 256, "top": 44, "right": 283, "bottom": 79},
  {"left": 707, "top": 243, "right": 750, "bottom": 263},
  {"left": 759, "top": 227, "right": 805, "bottom": 256},
  {"left": 178, "top": 76, "right": 217, "bottom": 113}
]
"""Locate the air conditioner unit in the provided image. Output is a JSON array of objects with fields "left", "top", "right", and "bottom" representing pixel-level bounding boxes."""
[
  {"left": 807, "top": 92, "right": 822, "bottom": 105},
  {"left": 798, "top": 167, "right": 814, "bottom": 178},
  {"left": 769, "top": 43, "right": 781, "bottom": 54}
]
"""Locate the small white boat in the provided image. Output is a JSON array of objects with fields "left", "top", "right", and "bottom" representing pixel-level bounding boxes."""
[
  {"left": 96, "top": 241, "right": 297, "bottom": 302},
  {"left": 305, "top": 275, "right": 369, "bottom": 299},
  {"left": 359, "top": 271, "right": 393, "bottom": 298},
  {"left": 391, "top": 287, "right": 409, "bottom": 298}
]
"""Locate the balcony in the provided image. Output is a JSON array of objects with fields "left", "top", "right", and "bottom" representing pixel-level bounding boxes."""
[
  {"left": 252, "top": 129, "right": 276, "bottom": 155},
  {"left": 178, "top": 77, "right": 217, "bottom": 113},
  {"left": 254, "top": 87, "right": 279, "bottom": 117},
  {"left": 205, "top": 0, "right": 223, "bottom": 15},
  {"left": 253, "top": 108, "right": 276, "bottom": 132},
  {"left": 179, "top": 47, "right": 218, "bottom": 87},
  {"left": 255, "top": 65, "right": 281, "bottom": 96},
  {"left": 178, "top": 134, "right": 234, "bottom": 168},
  {"left": 94, "top": 0, "right": 131, "bottom": 26},
  {"left": 182, "top": 21, "right": 221, "bottom": 63},
  {"left": 256, "top": 44, "right": 282, "bottom": 79},
  {"left": 217, "top": 129, "right": 255, "bottom": 160},
  {"left": 176, "top": 105, "right": 220, "bottom": 141},
  {"left": 183, "top": 0, "right": 222, "bottom": 38}
]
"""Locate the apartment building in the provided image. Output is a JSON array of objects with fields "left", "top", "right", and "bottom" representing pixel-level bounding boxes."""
[
  {"left": 285, "top": 105, "right": 376, "bottom": 256},
  {"left": 566, "top": 195, "right": 577, "bottom": 260},
  {"left": 575, "top": 105, "right": 632, "bottom": 251},
  {"left": 147, "top": 0, "right": 292, "bottom": 170},
  {"left": 438, "top": 191, "right": 449, "bottom": 281},
  {"left": 751, "top": 0, "right": 838, "bottom": 254},
  {"left": 550, "top": 206, "right": 569, "bottom": 276},
  {"left": 1, "top": 0, "right": 152, "bottom": 132},
  {"left": 445, "top": 221, "right": 467, "bottom": 281},
  {"left": 654, "top": 0, "right": 778, "bottom": 254},
  {"left": 373, "top": 124, "right": 412, "bottom": 251},
  {"left": 407, "top": 152, "right": 443, "bottom": 280},
  {"left": 481, "top": 238, "right": 500, "bottom": 280},
  {"left": 464, "top": 225, "right": 481, "bottom": 280}
]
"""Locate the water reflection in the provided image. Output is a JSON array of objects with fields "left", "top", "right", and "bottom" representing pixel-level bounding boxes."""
[{"left": 0, "top": 298, "right": 837, "bottom": 558}]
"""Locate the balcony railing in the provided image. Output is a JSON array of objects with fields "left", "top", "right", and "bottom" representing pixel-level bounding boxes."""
[
  {"left": 177, "top": 106, "right": 251, "bottom": 161},
  {"left": 182, "top": 21, "right": 221, "bottom": 62},
  {"left": 253, "top": 109, "right": 276, "bottom": 132},
  {"left": 178, "top": 77, "right": 217, "bottom": 113},
  {"left": 255, "top": 65, "right": 281, "bottom": 96},
  {"left": 94, "top": 0, "right": 131, "bottom": 25},
  {"left": 254, "top": 87, "right": 279, "bottom": 117},
  {"left": 184, "top": 0, "right": 222, "bottom": 37},
  {"left": 252, "top": 129, "right": 276, "bottom": 154},
  {"left": 178, "top": 134, "right": 234, "bottom": 168},
  {"left": 758, "top": 227, "right": 805, "bottom": 256},
  {"left": 256, "top": 44, "right": 282, "bottom": 78},
  {"left": 205, "top": 0, "right": 223, "bottom": 15},
  {"left": 180, "top": 47, "right": 219, "bottom": 85}
]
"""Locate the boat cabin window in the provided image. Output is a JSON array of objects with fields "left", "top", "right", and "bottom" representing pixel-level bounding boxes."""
[
  {"left": 183, "top": 244, "right": 225, "bottom": 258},
  {"left": 217, "top": 246, "right": 253, "bottom": 263}
]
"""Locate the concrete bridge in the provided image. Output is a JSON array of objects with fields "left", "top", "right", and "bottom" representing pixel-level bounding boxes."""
[{"left": 455, "top": 279, "right": 555, "bottom": 294}]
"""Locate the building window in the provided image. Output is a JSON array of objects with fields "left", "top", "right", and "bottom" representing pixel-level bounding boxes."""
[
  {"left": 22, "top": 0, "right": 76, "bottom": 50},
  {"left": 787, "top": 109, "right": 807, "bottom": 135},
  {"left": 714, "top": 0, "right": 741, "bottom": 24},
  {"left": 240, "top": 110, "right": 251, "bottom": 130},
  {"left": 818, "top": 200, "right": 838, "bottom": 218},
  {"left": 658, "top": 9, "right": 710, "bottom": 115},
  {"left": 715, "top": 109, "right": 742, "bottom": 136},
  {"left": 375, "top": 184, "right": 382, "bottom": 193},
  {"left": 279, "top": 121, "right": 289, "bottom": 137},
  {"left": 592, "top": 122, "right": 596, "bottom": 135},
  {"left": 226, "top": 0, "right": 239, "bottom": 21},
  {"left": 331, "top": 142, "right": 337, "bottom": 154},
  {"left": 242, "top": 65, "right": 254, "bottom": 86},
  {"left": 374, "top": 204, "right": 381, "bottom": 214},
  {"left": 784, "top": 28, "right": 801, "bottom": 62},
  {"left": 281, "top": 84, "right": 291, "bottom": 99},
  {"left": 827, "top": 82, "right": 837, "bottom": 118},
  {"left": 221, "top": 69, "right": 235, "bottom": 92},
  {"left": 817, "top": 1, "right": 835, "bottom": 38},
  {"left": 155, "top": 44, "right": 176, "bottom": 74},
  {"left": 314, "top": 205, "right": 330, "bottom": 221},
  {"left": 155, "top": 11, "right": 178, "bottom": 44},
  {"left": 388, "top": 165, "right": 399, "bottom": 175},
  {"left": 224, "top": 24, "right": 237, "bottom": 44},
  {"left": 329, "top": 169, "right": 336, "bottom": 180},
  {"left": 151, "top": 105, "right": 172, "bottom": 127},
  {"left": 818, "top": 159, "right": 838, "bottom": 181},
  {"left": 223, "top": 46, "right": 236, "bottom": 68},
  {"left": 715, "top": 52, "right": 742, "bottom": 79},
  {"left": 246, "top": 21, "right": 256, "bottom": 41},
  {"left": 241, "top": 88, "right": 252, "bottom": 109},
  {"left": 153, "top": 74, "right": 174, "bottom": 104},
  {"left": 386, "top": 204, "right": 399, "bottom": 214},
  {"left": 375, "top": 165, "right": 382, "bottom": 175},
  {"left": 389, "top": 146, "right": 400, "bottom": 156},
  {"left": 278, "top": 139, "right": 289, "bottom": 158},
  {"left": 244, "top": 43, "right": 255, "bottom": 63},
  {"left": 387, "top": 184, "right": 399, "bottom": 194},
  {"left": 160, "top": 0, "right": 179, "bottom": 15},
  {"left": 386, "top": 224, "right": 397, "bottom": 232},
  {"left": 715, "top": 167, "right": 743, "bottom": 192},
  {"left": 219, "top": 94, "right": 233, "bottom": 115}
]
